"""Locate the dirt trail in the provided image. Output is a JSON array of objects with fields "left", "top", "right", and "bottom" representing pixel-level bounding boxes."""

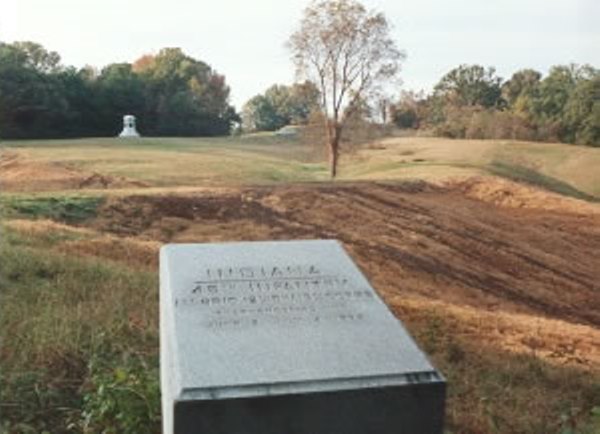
[{"left": 93, "top": 181, "right": 600, "bottom": 330}]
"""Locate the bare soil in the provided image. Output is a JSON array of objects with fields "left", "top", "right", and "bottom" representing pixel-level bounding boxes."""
[{"left": 89, "top": 179, "right": 600, "bottom": 369}]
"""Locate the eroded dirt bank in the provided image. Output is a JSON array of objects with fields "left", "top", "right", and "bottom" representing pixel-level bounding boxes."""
[{"left": 92, "top": 181, "right": 600, "bottom": 329}]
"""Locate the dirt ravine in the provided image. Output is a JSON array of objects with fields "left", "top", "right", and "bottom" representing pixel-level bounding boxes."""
[{"left": 93, "top": 181, "right": 600, "bottom": 329}]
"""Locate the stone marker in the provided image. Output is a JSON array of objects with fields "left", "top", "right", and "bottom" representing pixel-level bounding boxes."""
[
  {"left": 118, "top": 114, "right": 140, "bottom": 138},
  {"left": 160, "top": 240, "right": 445, "bottom": 434}
]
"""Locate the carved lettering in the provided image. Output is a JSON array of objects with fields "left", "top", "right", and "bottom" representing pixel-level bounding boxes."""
[{"left": 175, "top": 263, "right": 374, "bottom": 329}]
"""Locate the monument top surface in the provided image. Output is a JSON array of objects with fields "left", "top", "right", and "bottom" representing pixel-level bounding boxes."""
[{"left": 160, "top": 240, "right": 442, "bottom": 401}]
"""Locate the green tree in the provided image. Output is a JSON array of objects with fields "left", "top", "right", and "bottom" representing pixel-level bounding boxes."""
[
  {"left": 10, "top": 41, "right": 61, "bottom": 73},
  {"left": 136, "top": 48, "right": 237, "bottom": 136},
  {"left": 0, "top": 41, "right": 66, "bottom": 138},
  {"left": 564, "top": 74, "right": 600, "bottom": 146},
  {"left": 531, "top": 64, "right": 598, "bottom": 142},
  {"left": 286, "top": 81, "right": 321, "bottom": 124},
  {"left": 0, "top": 42, "right": 238, "bottom": 138},
  {"left": 242, "top": 81, "right": 320, "bottom": 131},
  {"left": 502, "top": 69, "right": 541, "bottom": 122},
  {"left": 502, "top": 69, "right": 541, "bottom": 108},
  {"left": 391, "top": 91, "right": 427, "bottom": 129},
  {"left": 96, "top": 63, "right": 147, "bottom": 135},
  {"left": 532, "top": 66, "right": 577, "bottom": 122},
  {"left": 49, "top": 67, "right": 98, "bottom": 137},
  {"left": 434, "top": 64, "right": 503, "bottom": 108},
  {"left": 242, "top": 93, "right": 285, "bottom": 131}
]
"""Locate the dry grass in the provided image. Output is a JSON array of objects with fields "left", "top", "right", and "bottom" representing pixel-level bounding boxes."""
[
  {"left": 342, "top": 137, "right": 600, "bottom": 198},
  {"left": 2, "top": 135, "right": 599, "bottom": 200},
  {"left": 0, "top": 136, "right": 328, "bottom": 190},
  {"left": 395, "top": 301, "right": 600, "bottom": 434},
  {"left": 390, "top": 296, "right": 600, "bottom": 370}
]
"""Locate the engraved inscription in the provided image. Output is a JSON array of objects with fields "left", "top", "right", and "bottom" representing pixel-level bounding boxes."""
[{"left": 174, "top": 264, "right": 375, "bottom": 329}]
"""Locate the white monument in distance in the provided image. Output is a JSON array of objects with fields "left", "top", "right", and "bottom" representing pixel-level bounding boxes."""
[{"left": 118, "top": 114, "right": 140, "bottom": 138}]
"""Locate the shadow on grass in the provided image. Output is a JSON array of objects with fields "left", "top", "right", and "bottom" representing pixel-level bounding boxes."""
[{"left": 488, "top": 161, "right": 600, "bottom": 203}]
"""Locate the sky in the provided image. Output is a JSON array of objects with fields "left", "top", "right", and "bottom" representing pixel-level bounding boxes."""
[{"left": 1, "top": 0, "right": 598, "bottom": 110}]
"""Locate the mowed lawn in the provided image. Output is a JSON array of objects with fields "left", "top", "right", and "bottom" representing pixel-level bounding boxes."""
[
  {"left": 0, "top": 134, "right": 329, "bottom": 187},
  {"left": 2, "top": 134, "right": 600, "bottom": 198},
  {"left": 347, "top": 137, "right": 600, "bottom": 198}
]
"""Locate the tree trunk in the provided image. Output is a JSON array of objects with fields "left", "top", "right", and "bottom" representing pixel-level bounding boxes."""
[{"left": 327, "top": 121, "right": 341, "bottom": 179}]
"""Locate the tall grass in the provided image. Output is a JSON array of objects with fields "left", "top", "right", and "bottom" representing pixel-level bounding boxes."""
[
  {"left": 0, "top": 225, "right": 160, "bottom": 433},
  {"left": 405, "top": 307, "right": 600, "bottom": 434}
]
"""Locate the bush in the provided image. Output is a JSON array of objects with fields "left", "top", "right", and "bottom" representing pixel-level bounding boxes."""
[
  {"left": 1, "top": 196, "right": 104, "bottom": 223},
  {"left": 391, "top": 106, "right": 418, "bottom": 129},
  {"left": 466, "top": 110, "right": 537, "bottom": 141},
  {"left": 81, "top": 353, "right": 161, "bottom": 434},
  {"left": 434, "top": 106, "right": 538, "bottom": 141}
]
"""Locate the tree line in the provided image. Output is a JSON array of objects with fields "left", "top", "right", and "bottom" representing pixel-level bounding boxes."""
[
  {"left": 2, "top": 41, "right": 597, "bottom": 148},
  {"left": 0, "top": 41, "right": 238, "bottom": 139},
  {"left": 390, "top": 64, "right": 599, "bottom": 146},
  {"left": 243, "top": 63, "right": 599, "bottom": 148}
]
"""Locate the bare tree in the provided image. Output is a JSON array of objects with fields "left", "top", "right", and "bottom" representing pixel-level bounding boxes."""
[{"left": 288, "top": 0, "right": 403, "bottom": 178}]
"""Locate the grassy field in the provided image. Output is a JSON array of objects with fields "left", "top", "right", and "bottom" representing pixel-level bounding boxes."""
[
  {"left": 0, "top": 135, "right": 328, "bottom": 188},
  {"left": 346, "top": 137, "right": 600, "bottom": 199},
  {"left": 1, "top": 134, "right": 600, "bottom": 433},
  {"left": 2, "top": 134, "right": 600, "bottom": 198}
]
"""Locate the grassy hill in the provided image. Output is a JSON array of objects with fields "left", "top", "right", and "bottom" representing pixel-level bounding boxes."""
[{"left": 2, "top": 134, "right": 599, "bottom": 199}]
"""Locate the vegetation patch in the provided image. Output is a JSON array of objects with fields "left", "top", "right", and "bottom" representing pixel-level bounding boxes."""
[
  {"left": 1, "top": 195, "right": 104, "bottom": 224},
  {"left": 0, "top": 226, "right": 158, "bottom": 433},
  {"left": 81, "top": 351, "right": 160, "bottom": 434}
]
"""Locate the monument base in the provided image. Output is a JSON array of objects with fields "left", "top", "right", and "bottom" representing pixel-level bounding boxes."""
[
  {"left": 172, "top": 382, "right": 445, "bottom": 434},
  {"left": 118, "top": 130, "right": 140, "bottom": 138}
]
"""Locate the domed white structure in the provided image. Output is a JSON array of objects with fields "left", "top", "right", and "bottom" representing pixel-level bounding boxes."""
[{"left": 119, "top": 114, "right": 140, "bottom": 138}]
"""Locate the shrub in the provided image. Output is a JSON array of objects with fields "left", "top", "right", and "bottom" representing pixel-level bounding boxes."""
[{"left": 81, "top": 353, "right": 161, "bottom": 434}]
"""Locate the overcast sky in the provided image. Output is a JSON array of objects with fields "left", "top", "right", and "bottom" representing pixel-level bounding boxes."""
[{"left": 1, "top": 0, "right": 598, "bottom": 109}]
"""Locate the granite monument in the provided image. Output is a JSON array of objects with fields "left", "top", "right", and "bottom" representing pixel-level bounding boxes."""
[
  {"left": 160, "top": 240, "right": 445, "bottom": 434},
  {"left": 118, "top": 114, "right": 140, "bottom": 138}
]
